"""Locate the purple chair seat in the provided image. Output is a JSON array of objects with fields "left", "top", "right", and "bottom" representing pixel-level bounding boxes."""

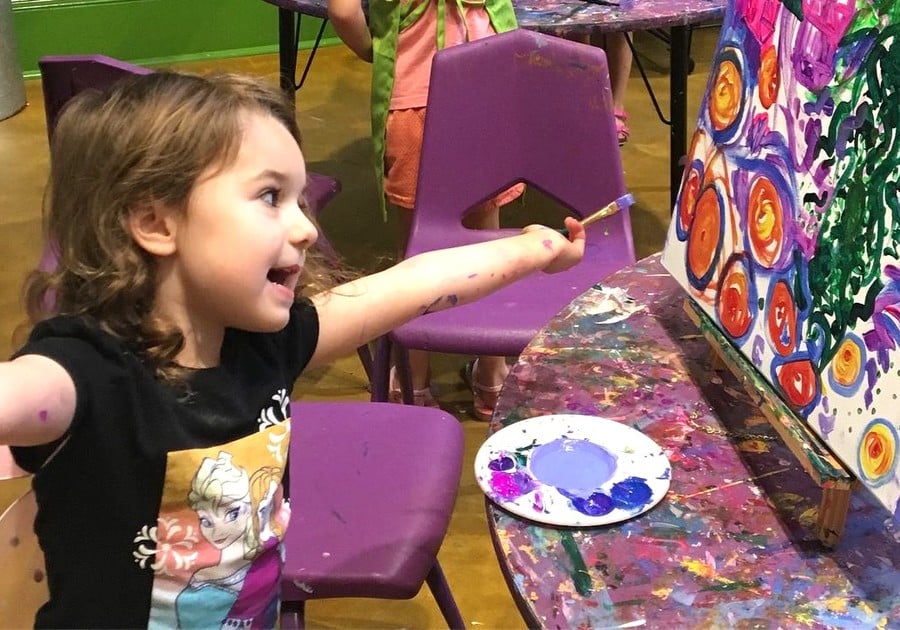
[
  {"left": 281, "top": 401, "right": 465, "bottom": 628},
  {"left": 371, "top": 29, "right": 636, "bottom": 402}
]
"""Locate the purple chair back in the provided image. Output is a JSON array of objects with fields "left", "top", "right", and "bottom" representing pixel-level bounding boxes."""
[
  {"left": 38, "top": 55, "right": 341, "bottom": 215},
  {"left": 39, "top": 55, "right": 153, "bottom": 144},
  {"left": 373, "top": 29, "right": 638, "bottom": 402},
  {"left": 407, "top": 28, "right": 634, "bottom": 256}
]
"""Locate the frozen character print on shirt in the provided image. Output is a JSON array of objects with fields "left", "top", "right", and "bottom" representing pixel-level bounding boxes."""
[{"left": 137, "top": 391, "right": 291, "bottom": 629}]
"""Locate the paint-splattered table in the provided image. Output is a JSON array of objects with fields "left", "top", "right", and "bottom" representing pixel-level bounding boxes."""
[
  {"left": 261, "top": 0, "right": 724, "bottom": 208},
  {"left": 487, "top": 253, "right": 900, "bottom": 628}
]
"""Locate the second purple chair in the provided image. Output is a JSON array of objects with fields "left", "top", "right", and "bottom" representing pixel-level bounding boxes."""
[
  {"left": 281, "top": 401, "right": 465, "bottom": 628},
  {"left": 372, "top": 29, "right": 637, "bottom": 406},
  {"left": 38, "top": 55, "right": 342, "bottom": 227}
]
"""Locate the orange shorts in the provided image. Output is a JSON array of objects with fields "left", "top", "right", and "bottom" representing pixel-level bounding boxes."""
[{"left": 384, "top": 107, "right": 524, "bottom": 211}]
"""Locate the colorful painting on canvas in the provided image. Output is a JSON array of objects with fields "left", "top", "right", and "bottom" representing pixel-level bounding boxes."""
[{"left": 660, "top": 0, "right": 900, "bottom": 517}]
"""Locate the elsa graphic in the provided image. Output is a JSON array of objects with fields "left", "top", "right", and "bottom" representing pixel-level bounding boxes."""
[
  {"left": 225, "top": 466, "right": 287, "bottom": 628},
  {"left": 175, "top": 452, "right": 255, "bottom": 628}
]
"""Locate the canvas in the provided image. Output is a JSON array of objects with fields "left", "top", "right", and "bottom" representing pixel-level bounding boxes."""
[{"left": 661, "top": 0, "right": 900, "bottom": 517}]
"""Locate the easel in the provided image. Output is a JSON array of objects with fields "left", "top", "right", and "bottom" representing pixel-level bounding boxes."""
[{"left": 682, "top": 299, "right": 857, "bottom": 547}]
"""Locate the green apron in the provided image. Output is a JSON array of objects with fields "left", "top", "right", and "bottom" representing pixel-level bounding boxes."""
[{"left": 368, "top": 0, "right": 518, "bottom": 218}]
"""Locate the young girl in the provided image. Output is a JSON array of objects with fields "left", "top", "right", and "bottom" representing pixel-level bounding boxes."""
[
  {"left": 0, "top": 71, "right": 584, "bottom": 627},
  {"left": 329, "top": 0, "right": 522, "bottom": 418}
]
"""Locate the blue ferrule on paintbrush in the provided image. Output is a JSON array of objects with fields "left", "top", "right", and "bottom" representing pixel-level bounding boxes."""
[{"left": 559, "top": 192, "right": 635, "bottom": 237}]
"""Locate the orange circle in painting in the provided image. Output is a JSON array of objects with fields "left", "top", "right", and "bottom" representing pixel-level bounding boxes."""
[
  {"left": 832, "top": 337, "right": 863, "bottom": 388},
  {"left": 766, "top": 280, "right": 796, "bottom": 356},
  {"left": 709, "top": 57, "right": 743, "bottom": 131},
  {"left": 679, "top": 166, "right": 702, "bottom": 235},
  {"left": 776, "top": 358, "right": 817, "bottom": 408},
  {"left": 687, "top": 187, "right": 722, "bottom": 284},
  {"left": 860, "top": 422, "right": 896, "bottom": 481},
  {"left": 758, "top": 45, "right": 779, "bottom": 109},
  {"left": 748, "top": 176, "right": 784, "bottom": 268},
  {"left": 718, "top": 260, "right": 752, "bottom": 339}
]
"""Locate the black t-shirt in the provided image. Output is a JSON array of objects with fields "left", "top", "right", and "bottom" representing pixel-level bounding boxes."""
[{"left": 12, "top": 300, "right": 319, "bottom": 628}]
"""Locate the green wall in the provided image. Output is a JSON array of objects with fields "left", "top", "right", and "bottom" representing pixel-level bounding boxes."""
[{"left": 11, "top": 0, "right": 339, "bottom": 76}]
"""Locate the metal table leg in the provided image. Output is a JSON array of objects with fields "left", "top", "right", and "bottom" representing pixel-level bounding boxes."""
[
  {"left": 277, "top": 7, "right": 329, "bottom": 103},
  {"left": 669, "top": 25, "right": 690, "bottom": 212}
]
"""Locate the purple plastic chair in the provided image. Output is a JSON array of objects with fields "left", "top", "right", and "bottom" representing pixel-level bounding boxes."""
[
  {"left": 371, "top": 29, "right": 637, "bottom": 403},
  {"left": 281, "top": 401, "right": 465, "bottom": 628},
  {"left": 38, "top": 55, "right": 342, "bottom": 221}
]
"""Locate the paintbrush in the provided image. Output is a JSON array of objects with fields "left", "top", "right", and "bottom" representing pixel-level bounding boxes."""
[{"left": 559, "top": 193, "right": 635, "bottom": 237}]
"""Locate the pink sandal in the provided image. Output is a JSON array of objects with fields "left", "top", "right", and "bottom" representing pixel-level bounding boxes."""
[
  {"left": 461, "top": 359, "right": 505, "bottom": 422},
  {"left": 614, "top": 109, "right": 630, "bottom": 146},
  {"left": 389, "top": 366, "right": 439, "bottom": 407}
]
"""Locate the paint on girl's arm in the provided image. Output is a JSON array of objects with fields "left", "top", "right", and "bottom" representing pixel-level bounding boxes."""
[
  {"left": 468, "top": 273, "right": 478, "bottom": 279},
  {"left": 446, "top": 294, "right": 458, "bottom": 306},
  {"left": 543, "top": 239, "right": 554, "bottom": 250},
  {"left": 38, "top": 410, "right": 48, "bottom": 422},
  {"left": 421, "top": 296, "right": 443, "bottom": 315}
]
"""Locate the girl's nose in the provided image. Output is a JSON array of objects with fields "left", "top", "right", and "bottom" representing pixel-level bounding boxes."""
[{"left": 287, "top": 203, "right": 318, "bottom": 249}]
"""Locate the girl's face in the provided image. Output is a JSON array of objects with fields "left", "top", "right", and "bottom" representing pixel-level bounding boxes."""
[{"left": 157, "top": 112, "right": 318, "bottom": 350}]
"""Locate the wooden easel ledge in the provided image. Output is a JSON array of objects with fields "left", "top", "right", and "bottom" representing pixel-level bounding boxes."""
[{"left": 682, "top": 298, "right": 856, "bottom": 547}]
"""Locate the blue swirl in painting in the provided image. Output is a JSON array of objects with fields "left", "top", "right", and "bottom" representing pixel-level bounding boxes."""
[
  {"left": 706, "top": 44, "right": 749, "bottom": 145},
  {"left": 826, "top": 333, "right": 866, "bottom": 397},
  {"left": 857, "top": 418, "right": 898, "bottom": 488},
  {"left": 685, "top": 181, "right": 726, "bottom": 291}
]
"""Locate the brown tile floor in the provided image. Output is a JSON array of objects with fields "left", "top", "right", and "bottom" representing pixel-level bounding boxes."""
[{"left": 0, "top": 27, "right": 719, "bottom": 628}]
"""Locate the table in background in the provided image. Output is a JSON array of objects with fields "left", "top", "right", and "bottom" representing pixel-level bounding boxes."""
[
  {"left": 487, "top": 253, "right": 900, "bottom": 628},
  {"left": 262, "top": 0, "right": 725, "bottom": 209}
]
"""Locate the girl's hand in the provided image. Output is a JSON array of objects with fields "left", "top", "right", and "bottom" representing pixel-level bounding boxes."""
[{"left": 523, "top": 217, "right": 586, "bottom": 274}]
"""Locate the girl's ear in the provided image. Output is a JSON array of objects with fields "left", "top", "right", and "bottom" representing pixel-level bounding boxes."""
[{"left": 127, "top": 201, "right": 178, "bottom": 257}]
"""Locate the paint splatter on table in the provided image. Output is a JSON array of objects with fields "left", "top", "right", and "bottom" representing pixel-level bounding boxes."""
[
  {"left": 487, "top": 253, "right": 900, "bottom": 628},
  {"left": 514, "top": 0, "right": 724, "bottom": 37}
]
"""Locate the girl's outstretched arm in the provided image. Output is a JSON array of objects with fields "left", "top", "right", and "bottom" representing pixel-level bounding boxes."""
[
  {"left": 309, "top": 219, "right": 586, "bottom": 367},
  {"left": 328, "top": 0, "right": 373, "bottom": 62},
  {"left": 0, "top": 355, "right": 76, "bottom": 447}
]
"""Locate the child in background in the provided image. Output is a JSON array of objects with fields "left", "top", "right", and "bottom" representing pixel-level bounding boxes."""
[
  {"left": 0, "top": 72, "right": 584, "bottom": 627},
  {"left": 329, "top": 0, "right": 523, "bottom": 419},
  {"left": 592, "top": 32, "right": 634, "bottom": 145}
]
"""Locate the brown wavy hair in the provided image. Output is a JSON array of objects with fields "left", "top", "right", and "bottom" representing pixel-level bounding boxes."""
[{"left": 23, "top": 71, "right": 343, "bottom": 379}]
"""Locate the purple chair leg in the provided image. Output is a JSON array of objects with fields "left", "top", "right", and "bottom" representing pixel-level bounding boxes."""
[
  {"left": 279, "top": 601, "right": 305, "bottom": 630},
  {"left": 427, "top": 561, "right": 465, "bottom": 630},
  {"left": 371, "top": 336, "right": 392, "bottom": 402}
]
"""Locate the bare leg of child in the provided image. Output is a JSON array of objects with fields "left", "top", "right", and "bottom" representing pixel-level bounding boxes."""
[
  {"left": 584, "top": 32, "right": 633, "bottom": 145},
  {"left": 393, "top": 208, "right": 438, "bottom": 406},
  {"left": 593, "top": 32, "right": 633, "bottom": 145}
]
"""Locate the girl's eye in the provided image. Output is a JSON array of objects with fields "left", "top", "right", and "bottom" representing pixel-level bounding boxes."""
[{"left": 261, "top": 188, "right": 281, "bottom": 206}]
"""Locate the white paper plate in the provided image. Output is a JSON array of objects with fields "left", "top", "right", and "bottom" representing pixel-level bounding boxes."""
[{"left": 475, "top": 414, "right": 671, "bottom": 527}]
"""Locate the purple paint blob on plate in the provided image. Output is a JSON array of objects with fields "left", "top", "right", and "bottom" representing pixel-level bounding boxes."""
[{"left": 529, "top": 438, "right": 617, "bottom": 493}]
